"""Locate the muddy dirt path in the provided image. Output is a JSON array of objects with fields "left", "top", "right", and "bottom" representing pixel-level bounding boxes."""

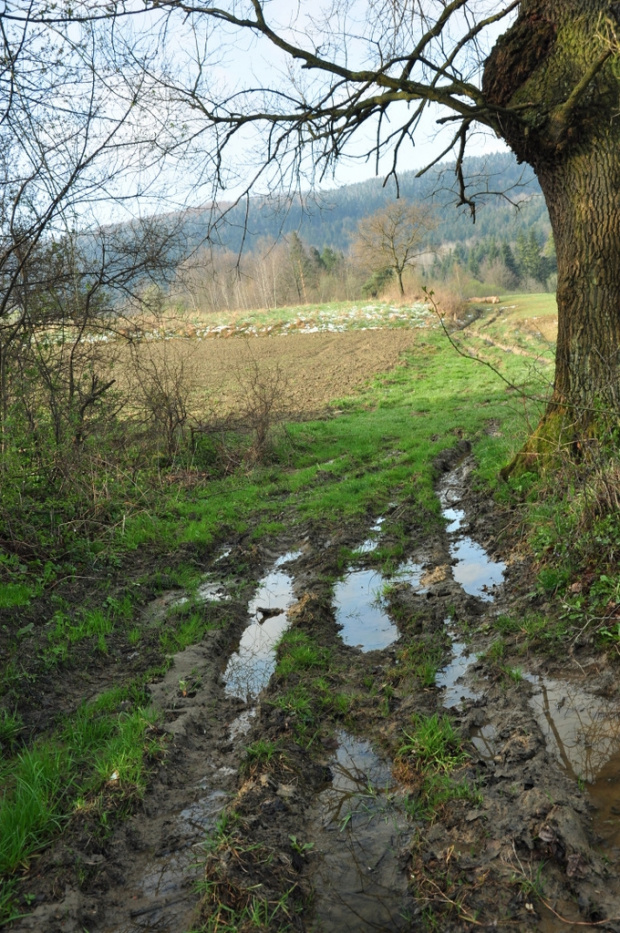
[{"left": 12, "top": 448, "right": 620, "bottom": 932}]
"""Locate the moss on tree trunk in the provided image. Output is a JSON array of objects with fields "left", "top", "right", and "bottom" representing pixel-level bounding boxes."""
[{"left": 485, "top": 0, "right": 620, "bottom": 472}]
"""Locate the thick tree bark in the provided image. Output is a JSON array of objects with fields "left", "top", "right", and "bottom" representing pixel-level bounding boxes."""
[
  {"left": 484, "top": 0, "right": 620, "bottom": 449},
  {"left": 539, "top": 146, "right": 620, "bottom": 415}
]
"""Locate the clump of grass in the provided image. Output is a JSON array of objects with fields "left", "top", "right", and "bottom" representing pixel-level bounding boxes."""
[
  {"left": 493, "top": 612, "right": 568, "bottom": 650},
  {"left": 404, "top": 773, "right": 481, "bottom": 821},
  {"left": 396, "top": 712, "right": 475, "bottom": 824},
  {"left": 241, "top": 739, "right": 280, "bottom": 776},
  {"left": 392, "top": 636, "right": 445, "bottom": 688},
  {"left": 398, "top": 712, "right": 466, "bottom": 774},
  {"left": 271, "top": 677, "right": 351, "bottom": 745},
  {"left": 0, "top": 583, "right": 32, "bottom": 609},
  {"left": 198, "top": 801, "right": 306, "bottom": 931},
  {"left": 0, "top": 709, "right": 23, "bottom": 751},
  {"left": 159, "top": 606, "right": 218, "bottom": 654},
  {"left": 276, "top": 630, "right": 330, "bottom": 677}
]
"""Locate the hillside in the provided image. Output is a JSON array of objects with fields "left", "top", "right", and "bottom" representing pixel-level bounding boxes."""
[{"left": 180, "top": 151, "right": 550, "bottom": 256}]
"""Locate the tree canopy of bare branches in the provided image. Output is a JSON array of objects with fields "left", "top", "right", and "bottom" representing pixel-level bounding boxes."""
[{"left": 353, "top": 200, "right": 435, "bottom": 295}]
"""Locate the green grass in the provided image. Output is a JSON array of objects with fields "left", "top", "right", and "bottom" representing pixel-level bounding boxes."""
[
  {"left": 241, "top": 739, "right": 279, "bottom": 774},
  {"left": 276, "top": 630, "right": 330, "bottom": 677},
  {"left": 391, "top": 635, "right": 446, "bottom": 688},
  {"left": 404, "top": 773, "right": 481, "bottom": 821},
  {"left": 492, "top": 612, "right": 568, "bottom": 649},
  {"left": 107, "top": 317, "right": 544, "bottom": 558},
  {"left": 398, "top": 712, "right": 466, "bottom": 774},
  {"left": 44, "top": 594, "right": 141, "bottom": 663},
  {"left": 397, "top": 712, "right": 477, "bottom": 823},
  {"left": 498, "top": 292, "right": 557, "bottom": 320},
  {"left": 170, "top": 298, "right": 432, "bottom": 335},
  {"left": 0, "top": 691, "right": 164, "bottom": 922},
  {"left": 0, "top": 709, "right": 23, "bottom": 751},
  {"left": 158, "top": 604, "right": 220, "bottom": 654},
  {"left": 0, "top": 584, "right": 33, "bottom": 609}
]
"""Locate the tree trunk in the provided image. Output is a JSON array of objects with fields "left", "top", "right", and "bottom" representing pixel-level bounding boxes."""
[
  {"left": 484, "top": 0, "right": 620, "bottom": 467},
  {"left": 539, "top": 147, "right": 620, "bottom": 416}
]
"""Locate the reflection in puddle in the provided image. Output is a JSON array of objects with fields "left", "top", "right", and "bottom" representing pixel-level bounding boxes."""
[
  {"left": 334, "top": 570, "right": 398, "bottom": 652},
  {"left": 228, "top": 708, "right": 257, "bottom": 740},
  {"left": 450, "top": 538, "right": 505, "bottom": 601},
  {"left": 526, "top": 675, "right": 620, "bottom": 851},
  {"left": 274, "top": 549, "right": 303, "bottom": 567},
  {"left": 108, "top": 789, "right": 229, "bottom": 933},
  {"left": 589, "top": 749, "right": 620, "bottom": 851},
  {"left": 391, "top": 559, "right": 426, "bottom": 591},
  {"left": 443, "top": 506, "right": 465, "bottom": 534},
  {"left": 224, "top": 569, "right": 296, "bottom": 700},
  {"left": 334, "top": 560, "right": 430, "bottom": 653},
  {"left": 438, "top": 462, "right": 505, "bottom": 601},
  {"left": 309, "top": 732, "right": 412, "bottom": 932},
  {"left": 527, "top": 675, "right": 620, "bottom": 783},
  {"left": 436, "top": 627, "right": 479, "bottom": 707},
  {"left": 471, "top": 723, "right": 498, "bottom": 761},
  {"left": 196, "top": 580, "right": 231, "bottom": 602},
  {"left": 354, "top": 517, "right": 385, "bottom": 555}
]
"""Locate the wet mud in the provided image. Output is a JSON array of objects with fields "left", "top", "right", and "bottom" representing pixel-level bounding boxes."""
[
  {"left": 10, "top": 447, "right": 620, "bottom": 932},
  {"left": 308, "top": 732, "right": 413, "bottom": 932}
]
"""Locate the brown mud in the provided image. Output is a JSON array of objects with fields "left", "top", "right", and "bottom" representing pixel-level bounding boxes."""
[{"left": 8, "top": 447, "right": 620, "bottom": 932}]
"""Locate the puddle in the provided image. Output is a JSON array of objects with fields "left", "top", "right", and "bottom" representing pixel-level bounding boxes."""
[
  {"left": 309, "top": 732, "right": 412, "bottom": 932},
  {"left": 391, "top": 559, "right": 426, "bottom": 591},
  {"left": 274, "top": 549, "right": 303, "bottom": 567},
  {"left": 223, "top": 568, "right": 296, "bottom": 700},
  {"left": 108, "top": 787, "right": 229, "bottom": 933},
  {"left": 334, "top": 570, "right": 399, "bottom": 652},
  {"left": 436, "top": 630, "right": 479, "bottom": 707},
  {"left": 334, "top": 555, "right": 432, "bottom": 652},
  {"left": 195, "top": 579, "right": 231, "bottom": 602},
  {"left": 526, "top": 675, "right": 620, "bottom": 784},
  {"left": 228, "top": 707, "right": 257, "bottom": 740},
  {"left": 449, "top": 538, "right": 505, "bottom": 600},
  {"left": 525, "top": 674, "right": 620, "bottom": 852},
  {"left": 458, "top": 668, "right": 620, "bottom": 852},
  {"left": 438, "top": 463, "right": 505, "bottom": 601},
  {"left": 588, "top": 748, "right": 620, "bottom": 852},
  {"left": 166, "top": 577, "right": 231, "bottom": 611},
  {"left": 353, "top": 517, "right": 385, "bottom": 555},
  {"left": 443, "top": 506, "right": 465, "bottom": 533},
  {"left": 471, "top": 723, "right": 498, "bottom": 761}
]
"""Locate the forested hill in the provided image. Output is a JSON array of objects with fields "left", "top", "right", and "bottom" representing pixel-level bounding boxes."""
[{"left": 181, "top": 151, "right": 550, "bottom": 255}]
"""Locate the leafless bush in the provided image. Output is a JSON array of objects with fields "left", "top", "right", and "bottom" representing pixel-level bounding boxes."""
[
  {"left": 234, "top": 346, "right": 290, "bottom": 465},
  {"left": 428, "top": 286, "right": 468, "bottom": 323},
  {"left": 128, "top": 339, "right": 197, "bottom": 459},
  {"left": 188, "top": 347, "right": 291, "bottom": 473}
]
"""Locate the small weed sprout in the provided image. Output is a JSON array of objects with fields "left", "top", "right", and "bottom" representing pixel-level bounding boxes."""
[{"left": 289, "top": 835, "right": 314, "bottom": 856}]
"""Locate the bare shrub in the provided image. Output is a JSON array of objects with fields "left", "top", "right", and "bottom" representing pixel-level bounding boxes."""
[
  {"left": 479, "top": 258, "right": 519, "bottom": 292},
  {"left": 128, "top": 339, "right": 197, "bottom": 459},
  {"left": 428, "top": 286, "right": 468, "bottom": 323},
  {"left": 234, "top": 346, "right": 290, "bottom": 465}
]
